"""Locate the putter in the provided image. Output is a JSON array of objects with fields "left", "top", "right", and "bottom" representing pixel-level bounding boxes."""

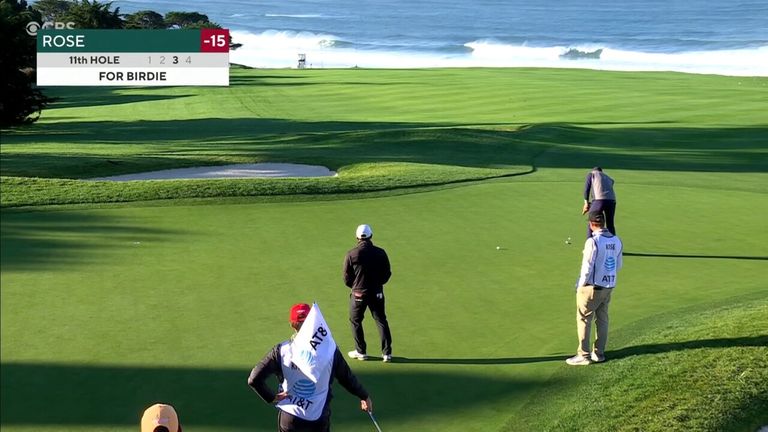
[{"left": 368, "top": 411, "right": 383, "bottom": 432}]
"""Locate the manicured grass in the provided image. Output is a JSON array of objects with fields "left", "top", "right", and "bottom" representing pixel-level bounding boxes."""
[
  {"left": 0, "top": 163, "right": 526, "bottom": 208},
  {"left": 1, "top": 68, "right": 767, "bottom": 431},
  {"left": 2, "top": 180, "right": 767, "bottom": 431},
  {"left": 2, "top": 68, "right": 767, "bottom": 207}
]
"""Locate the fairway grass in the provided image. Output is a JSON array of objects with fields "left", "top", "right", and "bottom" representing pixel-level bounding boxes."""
[
  {"left": 2, "top": 68, "right": 767, "bottom": 207},
  {"left": 1, "top": 68, "right": 767, "bottom": 431}
]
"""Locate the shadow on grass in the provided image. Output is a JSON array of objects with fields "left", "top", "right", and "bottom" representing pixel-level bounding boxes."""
[
  {"left": 378, "top": 335, "right": 768, "bottom": 365},
  {"left": 607, "top": 335, "right": 768, "bottom": 361},
  {"left": 41, "top": 87, "right": 195, "bottom": 110},
  {"left": 0, "top": 362, "right": 550, "bottom": 428},
  {"left": 625, "top": 252, "right": 768, "bottom": 261},
  {"left": 0, "top": 211, "right": 186, "bottom": 271},
  {"left": 391, "top": 355, "right": 564, "bottom": 365},
  {"left": 230, "top": 75, "right": 423, "bottom": 87},
  {"left": 3, "top": 119, "right": 767, "bottom": 178}
]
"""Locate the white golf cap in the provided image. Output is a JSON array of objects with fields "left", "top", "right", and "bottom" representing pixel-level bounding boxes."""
[{"left": 356, "top": 224, "right": 373, "bottom": 239}]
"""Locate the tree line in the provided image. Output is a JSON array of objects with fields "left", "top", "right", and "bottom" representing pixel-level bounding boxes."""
[
  {"left": 34, "top": 0, "right": 228, "bottom": 30},
  {"left": 1, "top": 0, "right": 240, "bottom": 127}
]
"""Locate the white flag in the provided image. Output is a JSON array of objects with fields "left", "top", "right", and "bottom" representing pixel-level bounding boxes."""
[{"left": 290, "top": 303, "right": 337, "bottom": 383}]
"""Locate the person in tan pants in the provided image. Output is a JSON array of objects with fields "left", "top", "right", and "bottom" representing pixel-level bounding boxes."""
[{"left": 567, "top": 211, "right": 623, "bottom": 366}]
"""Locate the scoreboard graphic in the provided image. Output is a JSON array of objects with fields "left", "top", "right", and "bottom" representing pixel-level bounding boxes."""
[{"left": 37, "top": 29, "right": 230, "bottom": 86}]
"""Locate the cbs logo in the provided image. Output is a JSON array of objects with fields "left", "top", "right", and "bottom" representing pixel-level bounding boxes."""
[{"left": 26, "top": 21, "right": 76, "bottom": 36}]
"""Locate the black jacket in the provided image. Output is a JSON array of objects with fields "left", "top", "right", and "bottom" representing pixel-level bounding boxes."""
[
  {"left": 343, "top": 240, "right": 391, "bottom": 295},
  {"left": 248, "top": 344, "right": 369, "bottom": 423}
]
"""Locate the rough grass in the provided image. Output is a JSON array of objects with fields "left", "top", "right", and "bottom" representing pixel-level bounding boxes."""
[{"left": 512, "top": 297, "right": 768, "bottom": 432}]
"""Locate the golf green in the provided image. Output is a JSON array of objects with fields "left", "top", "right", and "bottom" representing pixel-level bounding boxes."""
[{"left": 2, "top": 174, "right": 767, "bottom": 431}]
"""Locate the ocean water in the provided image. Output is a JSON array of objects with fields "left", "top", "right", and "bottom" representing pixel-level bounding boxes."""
[{"left": 113, "top": 0, "right": 768, "bottom": 76}]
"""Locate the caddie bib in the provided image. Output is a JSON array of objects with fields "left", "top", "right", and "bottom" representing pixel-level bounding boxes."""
[{"left": 275, "top": 342, "right": 332, "bottom": 421}]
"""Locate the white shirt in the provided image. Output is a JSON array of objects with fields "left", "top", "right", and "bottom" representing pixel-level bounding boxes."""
[{"left": 577, "top": 229, "right": 623, "bottom": 288}]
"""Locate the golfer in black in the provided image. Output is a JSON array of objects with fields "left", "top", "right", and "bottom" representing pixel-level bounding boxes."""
[{"left": 344, "top": 224, "right": 393, "bottom": 362}]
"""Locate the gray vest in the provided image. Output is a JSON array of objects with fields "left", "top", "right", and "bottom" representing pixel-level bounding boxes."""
[{"left": 591, "top": 171, "right": 616, "bottom": 200}]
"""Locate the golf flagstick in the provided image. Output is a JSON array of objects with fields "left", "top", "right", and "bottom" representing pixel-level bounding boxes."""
[{"left": 368, "top": 411, "right": 383, "bottom": 432}]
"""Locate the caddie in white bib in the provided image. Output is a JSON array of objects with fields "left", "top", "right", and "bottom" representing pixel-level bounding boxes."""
[{"left": 276, "top": 342, "right": 333, "bottom": 420}]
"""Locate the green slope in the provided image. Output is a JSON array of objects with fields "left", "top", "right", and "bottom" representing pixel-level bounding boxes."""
[{"left": 513, "top": 296, "right": 768, "bottom": 432}]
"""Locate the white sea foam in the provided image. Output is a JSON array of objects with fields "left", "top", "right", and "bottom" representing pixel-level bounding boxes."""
[
  {"left": 230, "top": 30, "right": 768, "bottom": 76},
  {"left": 265, "top": 13, "right": 327, "bottom": 18}
]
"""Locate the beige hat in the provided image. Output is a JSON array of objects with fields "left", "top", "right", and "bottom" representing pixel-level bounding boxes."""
[{"left": 141, "top": 403, "right": 180, "bottom": 432}]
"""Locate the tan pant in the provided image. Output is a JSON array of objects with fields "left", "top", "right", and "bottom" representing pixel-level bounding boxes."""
[{"left": 576, "top": 285, "right": 612, "bottom": 357}]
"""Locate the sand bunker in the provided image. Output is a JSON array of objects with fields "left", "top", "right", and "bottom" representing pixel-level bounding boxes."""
[{"left": 88, "top": 163, "right": 337, "bottom": 181}]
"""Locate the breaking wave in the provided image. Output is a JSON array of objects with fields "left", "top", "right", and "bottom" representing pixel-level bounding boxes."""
[
  {"left": 229, "top": 30, "right": 768, "bottom": 76},
  {"left": 265, "top": 13, "right": 325, "bottom": 18}
]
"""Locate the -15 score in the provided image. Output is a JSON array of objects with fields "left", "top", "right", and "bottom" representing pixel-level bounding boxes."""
[{"left": 147, "top": 55, "right": 192, "bottom": 65}]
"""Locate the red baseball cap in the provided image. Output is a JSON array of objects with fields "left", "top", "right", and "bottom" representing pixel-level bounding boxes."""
[{"left": 289, "top": 303, "right": 311, "bottom": 324}]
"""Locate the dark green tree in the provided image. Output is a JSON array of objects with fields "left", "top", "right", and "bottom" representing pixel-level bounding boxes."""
[
  {"left": 180, "top": 20, "right": 221, "bottom": 29},
  {"left": 31, "top": 0, "right": 70, "bottom": 21},
  {"left": 62, "top": 0, "right": 122, "bottom": 29},
  {"left": 123, "top": 9, "right": 164, "bottom": 29},
  {"left": 164, "top": 11, "right": 210, "bottom": 28},
  {"left": 0, "top": 0, "right": 51, "bottom": 127}
]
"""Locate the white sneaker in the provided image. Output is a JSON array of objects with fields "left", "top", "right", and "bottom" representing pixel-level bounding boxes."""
[
  {"left": 590, "top": 352, "right": 606, "bottom": 363},
  {"left": 382, "top": 354, "right": 392, "bottom": 363},
  {"left": 565, "top": 355, "right": 591, "bottom": 366},
  {"left": 348, "top": 350, "right": 368, "bottom": 360}
]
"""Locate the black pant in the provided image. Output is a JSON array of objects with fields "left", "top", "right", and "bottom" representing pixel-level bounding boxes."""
[
  {"left": 278, "top": 410, "right": 329, "bottom": 432},
  {"left": 587, "top": 199, "right": 617, "bottom": 238},
  {"left": 349, "top": 291, "right": 392, "bottom": 356}
]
